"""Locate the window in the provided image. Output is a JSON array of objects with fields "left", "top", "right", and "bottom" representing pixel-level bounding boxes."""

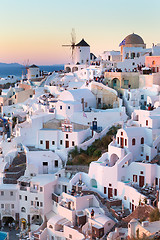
[
  {"left": 141, "top": 95, "right": 144, "bottom": 100},
  {"left": 40, "top": 202, "right": 43, "bottom": 207},
  {"left": 31, "top": 201, "right": 33, "bottom": 205},
  {"left": 37, "top": 202, "right": 39, "bottom": 207},
  {"left": 155, "top": 178, "right": 158, "bottom": 185},
  {"left": 10, "top": 191, "right": 13, "bottom": 196},
  {"left": 125, "top": 139, "right": 127, "bottom": 146},
  {"left": 121, "top": 132, "right": 123, "bottom": 136},
  {"left": 124, "top": 80, "right": 129, "bottom": 85},
  {"left": 124, "top": 196, "right": 127, "bottom": 200},
  {"left": 1, "top": 191, "right": 4, "bottom": 196},
  {"left": 141, "top": 137, "right": 144, "bottom": 144},
  {"left": 72, "top": 141, "right": 75, "bottom": 146},
  {"left": 66, "top": 134, "right": 68, "bottom": 139},
  {"left": 117, "top": 137, "right": 119, "bottom": 144},
  {"left": 132, "top": 138, "right": 136, "bottom": 145},
  {"left": 140, "top": 171, "right": 143, "bottom": 174},
  {"left": 146, "top": 120, "right": 148, "bottom": 126},
  {"left": 55, "top": 160, "right": 58, "bottom": 168},
  {"left": 30, "top": 95, "right": 32, "bottom": 98},
  {"left": 15, "top": 95, "right": 16, "bottom": 99},
  {"left": 146, "top": 156, "right": 149, "bottom": 161},
  {"left": 109, "top": 183, "right": 112, "bottom": 187},
  {"left": 104, "top": 187, "right": 107, "bottom": 194},
  {"left": 60, "top": 106, "right": 62, "bottom": 110},
  {"left": 40, "top": 140, "right": 43, "bottom": 144},
  {"left": 21, "top": 207, "right": 26, "bottom": 213},
  {"left": 40, "top": 187, "right": 43, "bottom": 192},
  {"left": 19, "top": 195, "right": 22, "bottom": 200},
  {"left": 1, "top": 204, "right": 4, "bottom": 209},
  {"left": 132, "top": 62, "right": 135, "bottom": 66},
  {"left": 114, "top": 189, "right": 117, "bottom": 196},
  {"left": 60, "top": 140, "right": 63, "bottom": 145},
  {"left": 69, "top": 234, "right": 72, "bottom": 239},
  {"left": 43, "top": 162, "right": 48, "bottom": 166},
  {"left": 52, "top": 141, "right": 55, "bottom": 145},
  {"left": 11, "top": 204, "right": 14, "bottom": 209},
  {"left": 25, "top": 196, "right": 27, "bottom": 201},
  {"left": 130, "top": 203, "right": 131, "bottom": 209},
  {"left": 133, "top": 175, "right": 137, "bottom": 182},
  {"left": 68, "top": 106, "right": 70, "bottom": 109},
  {"left": 49, "top": 225, "right": 53, "bottom": 229}
]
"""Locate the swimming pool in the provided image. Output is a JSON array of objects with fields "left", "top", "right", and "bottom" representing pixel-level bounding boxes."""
[{"left": 0, "top": 232, "right": 7, "bottom": 240}]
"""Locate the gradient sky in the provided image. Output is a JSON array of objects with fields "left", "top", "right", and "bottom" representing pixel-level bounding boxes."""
[{"left": 1, "top": 0, "right": 160, "bottom": 65}]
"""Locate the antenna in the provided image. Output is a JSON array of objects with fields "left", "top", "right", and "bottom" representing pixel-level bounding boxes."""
[{"left": 62, "top": 28, "right": 76, "bottom": 63}]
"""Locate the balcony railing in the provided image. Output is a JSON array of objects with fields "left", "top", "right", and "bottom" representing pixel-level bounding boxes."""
[
  {"left": 30, "top": 207, "right": 43, "bottom": 215},
  {"left": 30, "top": 188, "right": 38, "bottom": 193},
  {"left": 20, "top": 186, "right": 27, "bottom": 191}
]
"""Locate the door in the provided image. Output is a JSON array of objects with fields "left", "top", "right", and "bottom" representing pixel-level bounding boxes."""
[
  {"left": 139, "top": 176, "right": 144, "bottom": 187},
  {"left": 65, "top": 141, "right": 69, "bottom": 148},
  {"left": 43, "top": 162, "right": 48, "bottom": 174},
  {"left": 92, "top": 121, "right": 97, "bottom": 130},
  {"left": 98, "top": 98, "right": 101, "bottom": 108},
  {"left": 120, "top": 138, "right": 124, "bottom": 148},
  {"left": 108, "top": 188, "right": 113, "bottom": 199},
  {"left": 46, "top": 141, "right": 49, "bottom": 150},
  {"left": 62, "top": 185, "right": 67, "bottom": 193}
]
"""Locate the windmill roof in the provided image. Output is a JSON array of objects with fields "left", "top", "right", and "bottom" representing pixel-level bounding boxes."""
[
  {"left": 76, "top": 38, "right": 90, "bottom": 47},
  {"left": 29, "top": 64, "right": 39, "bottom": 68}
]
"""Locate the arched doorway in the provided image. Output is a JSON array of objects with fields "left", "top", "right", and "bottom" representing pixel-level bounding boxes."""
[
  {"left": 65, "top": 67, "right": 71, "bottom": 73},
  {"left": 31, "top": 215, "right": 43, "bottom": 225},
  {"left": 2, "top": 216, "right": 14, "bottom": 226},
  {"left": 90, "top": 179, "right": 97, "bottom": 188},
  {"left": 110, "top": 154, "right": 119, "bottom": 167},
  {"left": 72, "top": 67, "right": 78, "bottom": 72},
  {"left": 111, "top": 78, "right": 120, "bottom": 88}
]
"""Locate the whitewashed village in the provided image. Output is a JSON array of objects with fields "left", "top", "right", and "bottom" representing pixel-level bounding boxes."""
[{"left": 1, "top": 33, "right": 160, "bottom": 240}]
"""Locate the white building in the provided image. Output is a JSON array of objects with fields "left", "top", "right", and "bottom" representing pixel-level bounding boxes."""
[{"left": 27, "top": 65, "right": 40, "bottom": 80}]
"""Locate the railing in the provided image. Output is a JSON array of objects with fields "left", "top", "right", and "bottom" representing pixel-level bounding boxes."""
[
  {"left": 30, "top": 188, "right": 38, "bottom": 193},
  {"left": 20, "top": 186, "right": 27, "bottom": 191},
  {"left": 30, "top": 207, "right": 43, "bottom": 215},
  {"left": 52, "top": 193, "right": 61, "bottom": 203}
]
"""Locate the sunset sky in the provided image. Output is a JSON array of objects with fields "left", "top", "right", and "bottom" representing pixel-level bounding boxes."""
[{"left": 1, "top": 0, "right": 160, "bottom": 65}]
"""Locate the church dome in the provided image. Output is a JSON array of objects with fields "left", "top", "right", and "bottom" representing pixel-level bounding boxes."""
[{"left": 124, "top": 33, "right": 144, "bottom": 45}]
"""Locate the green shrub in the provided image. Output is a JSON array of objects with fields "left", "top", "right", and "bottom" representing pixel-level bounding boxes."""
[
  {"left": 93, "top": 149, "right": 102, "bottom": 157},
  {"left": 150, "top": 208, "right": 160, "bottom": 222}
]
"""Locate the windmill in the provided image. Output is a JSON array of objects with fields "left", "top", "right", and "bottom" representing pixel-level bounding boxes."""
[
  {"left": 62, "top": 29, "right": 76, "bottom": 63},
  {"left": 22, "top": 59, "right": 30, "bottom": 79}
]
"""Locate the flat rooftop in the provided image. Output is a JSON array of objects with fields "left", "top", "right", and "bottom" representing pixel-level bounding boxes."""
[{"left": 43, "top": 119, "right": 88, "bottom": 130}]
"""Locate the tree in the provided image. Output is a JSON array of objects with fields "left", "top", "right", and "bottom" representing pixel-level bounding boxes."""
[{"left": 149, "top": 208, "right": 160, "bottom": 222}]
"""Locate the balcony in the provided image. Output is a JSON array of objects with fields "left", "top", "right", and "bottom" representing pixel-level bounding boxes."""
[
  {"left": 30, "top": 207, "right": 43, "bottom": 215},
  {"left": 52, "top": 193, "right": 61, "bottom": 203},
  {"left": 20, "top": 186, "right": 27, "bottom": 191},
  {"left": 30, "top": 188, "right": 38, "bottom": 193}
]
